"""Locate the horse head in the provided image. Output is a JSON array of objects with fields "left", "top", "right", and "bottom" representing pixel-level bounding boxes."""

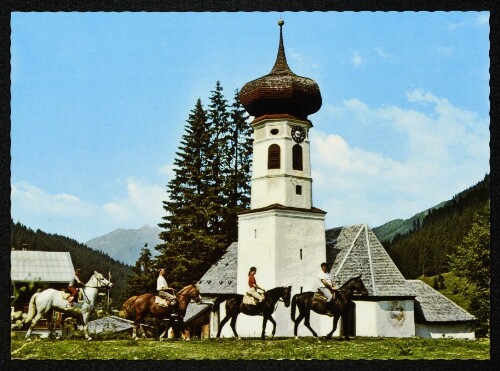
[
  {"left": 350, "top": 275, "right": 368, "bottom": 296},
  {"left": 282, "top": 286, "right": 292, "bottom": 307},
  {"left": 189, "top": 283, "right": 202, "bottom": 304},
  {"left": 91, "top": 271, "right": 113, "bottom": 289}
]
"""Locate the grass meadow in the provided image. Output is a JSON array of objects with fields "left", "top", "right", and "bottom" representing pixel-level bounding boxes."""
[{"left": 11, "top": 336, "right": 489, "bottom": 360}]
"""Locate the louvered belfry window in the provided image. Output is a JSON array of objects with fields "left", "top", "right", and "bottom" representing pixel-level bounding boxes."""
[
  {"left": 293, "top": 144, "right": 303, "bottom": 170},
  {"left": 268, "top": 144, "right": 281, "bottom": 169}
]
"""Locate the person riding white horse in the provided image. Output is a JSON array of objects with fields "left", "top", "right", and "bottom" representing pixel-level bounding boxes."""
[{"left": 24, "top": 271, "right": 112, "bottom": 341}]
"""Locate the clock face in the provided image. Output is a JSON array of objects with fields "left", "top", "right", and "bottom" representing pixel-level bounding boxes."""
[{"left": 291, "top": 126, "right": 305, "bottom": 143}]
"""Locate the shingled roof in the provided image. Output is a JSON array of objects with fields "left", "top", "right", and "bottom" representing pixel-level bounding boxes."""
[
  {"left": 198, "top": 242, "right": 238, "bottom": 295},
  {"left": 407, "top": 280, "right": 476, "bottom": 323},
  {"left": 11, "top": 250, "right": 75, "bottom": 283},
  {"left": 329, "top": 224, "right": 416, "bottom": 298}
]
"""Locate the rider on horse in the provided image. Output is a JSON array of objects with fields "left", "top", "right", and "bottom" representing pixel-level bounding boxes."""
[
  {"left": 68, "top": 268, "right": 84, "bottom": 304},
  {"left": 318, "top": 262, "right": 337, "bottom": 317},
  {"left": 157, "top": 268, "right": 177, "bottom": 306},
  {"left": 248, "top": 267, "right": 265, "bottom": 303}
]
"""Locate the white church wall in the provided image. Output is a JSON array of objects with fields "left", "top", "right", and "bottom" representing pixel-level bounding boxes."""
[
  {"left": 355, "top": 300, "right": 415, "bottom": 337},
  {"left": 415, "top": 323, "right": 475, "bottom": 339}
]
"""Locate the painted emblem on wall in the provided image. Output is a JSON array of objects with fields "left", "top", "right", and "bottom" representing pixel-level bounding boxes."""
[{"left": 388, "top": 301, "right": 406, "bottom": 327}]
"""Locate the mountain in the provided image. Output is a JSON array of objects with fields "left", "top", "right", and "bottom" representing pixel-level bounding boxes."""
[
  {"left": 85, "top": 225, "right": 162, "bottom": 266},
  {"left": 372, "top": 201, "right": 449, "bottom": 243}
]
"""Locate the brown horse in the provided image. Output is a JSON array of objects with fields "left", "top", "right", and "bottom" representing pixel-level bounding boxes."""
[
  {"left": 291, "top": 275, "right": 368, "bottom": 340},
  {"left": 212, "top": 286, "right": 292, "bottom": 339},
  {"left": 119, "top": 283, "right": 202, "bottom": 340}
]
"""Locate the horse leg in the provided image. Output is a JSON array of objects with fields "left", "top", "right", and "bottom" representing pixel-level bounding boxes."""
[
  {"left": 46, "top": 309, "right": 55, "bottom": 339},
  {"left": 303, "top": 310, "right": 319, "bottom": 338},
  {"left": 25, "top": 311, "right": 44, "bottom": 341},
  {"left": 326, "top": 314, "right": 340, "bottom": 340},
  {"left": 159, "top": 322, "right": 169, "bottom": 341},
  {"left": 229, "top": 315, "right": 240, "bottom": 339},
  {"left": 261, "top": 315, "right": 268, "bottom": 339},
  {"left": 81, "top": 311, "right": 92, "bottom": 341},
  {"left": 293, "top": 312, "right": 305, "bottom": 338},
  {"left": 216, "top": 314, "right": 232, "bottom": 338},
  {"left": 268, "top": 315, "right": 277, "bottom": 339}
]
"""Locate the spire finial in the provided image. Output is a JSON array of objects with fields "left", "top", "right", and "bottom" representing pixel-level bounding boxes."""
[{"left": 271, "top": 18, "right": 291, "bottom": 74}]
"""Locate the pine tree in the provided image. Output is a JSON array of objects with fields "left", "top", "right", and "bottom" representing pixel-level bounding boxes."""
[
  {"left": 449, "top": 201, "right": 490, "bottom": 336},
  {"left": 205, "top": 81, "right": 232, "bottom": 251},
  {"left": 157, "top": 99, "right": 219, "bottom": 287},
  {"left": 223, "top": 89, "right": 253, "bottom": 243}
]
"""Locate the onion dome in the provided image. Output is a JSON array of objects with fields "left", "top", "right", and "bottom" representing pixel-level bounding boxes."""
[{"left": 240, "top": 19, "right": 322, "bottom": 121}]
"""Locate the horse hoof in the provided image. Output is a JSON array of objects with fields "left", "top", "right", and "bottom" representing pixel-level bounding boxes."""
[
  {"left": 295, "top": 336, "right": 299, "bottom": 340},
  {"left": 26, "top": 338, "right": 31, "bottom": 342},
  {"left": 185, "top": 338, "right": 190, "bottom": 342}
]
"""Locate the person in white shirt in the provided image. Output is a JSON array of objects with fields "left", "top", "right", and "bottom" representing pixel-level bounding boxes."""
[
  {"left": 318, "top": 262, "right": 336, "bottom": 316},
  {"left": 157, "top": 268, "right": 177, "bottom": 305}
]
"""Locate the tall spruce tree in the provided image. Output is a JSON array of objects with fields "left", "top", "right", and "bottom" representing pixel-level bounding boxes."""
[
  {"left": 156, "top": 83, "right": 253, "bottom": 288},
  {"left": 205, "top": 81, "right": 232, "bottom": 252},
  {"left": 223, "top": 89, "right": 252, "bottom": 243},
  {"left": 157, "top": 99, "right": 217, "bottom": 287}
]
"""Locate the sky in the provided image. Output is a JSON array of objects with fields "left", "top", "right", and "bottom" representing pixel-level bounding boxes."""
[{"left": 10, "top": 12, "right": 490, "bottom": 243}]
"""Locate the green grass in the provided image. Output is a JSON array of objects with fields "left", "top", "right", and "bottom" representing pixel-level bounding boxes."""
[{"left": 10, "top": 336, "right": 489, "bottom": 360}]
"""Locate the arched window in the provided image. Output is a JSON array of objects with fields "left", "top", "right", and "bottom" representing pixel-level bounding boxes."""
[
  {"left": 292, "top": 144, "right": 303, "bottom": 170},
  {"left": 268, "top": 144, "right": 281, "bottom": 169}
]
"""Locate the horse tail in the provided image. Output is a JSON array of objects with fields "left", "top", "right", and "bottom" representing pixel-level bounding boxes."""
[
  {"left": 291, "top": 293, "right": 299, "bottom": 322},
  {"left": 211, "top": 296, "right": 227, "bottom": 313},
  {"left": 24, "top": 292, "right": 40, "bottom": 324},
  {"left": 119, "top": 295, "right": 137, "bottom": 320}
]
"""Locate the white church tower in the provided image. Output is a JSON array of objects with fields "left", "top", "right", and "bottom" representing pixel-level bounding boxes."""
[{"left": 235, "top": 20, "right": 328, "bottom": 336}]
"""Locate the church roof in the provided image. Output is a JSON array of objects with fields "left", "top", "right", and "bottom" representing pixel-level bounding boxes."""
[
  {"left": 407, "top": 280, "right": 476, "bottom": 323},
  {"left": 198, "top": 242, "right": 238, "bottom": 295},
  {"left": 239, "top": 20, "right": 322, "bottom": 121},
  {"left": 198, "top": 225, "right": 417, "bottom": 299},
  {"left": 329, "top": 224, "right": 416, "bottom": 298}
]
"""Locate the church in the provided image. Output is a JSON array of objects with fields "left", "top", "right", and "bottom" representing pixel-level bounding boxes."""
[{"left": 185, "top": 20, "right": 475, "bottom": 340}]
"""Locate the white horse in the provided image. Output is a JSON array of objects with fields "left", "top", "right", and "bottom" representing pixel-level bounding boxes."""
[{"left": 24, "top": 271, "right": 112, "bottom": 341}]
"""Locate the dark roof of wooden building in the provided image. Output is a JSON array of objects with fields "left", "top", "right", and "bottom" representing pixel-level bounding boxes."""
[
  {"left": 407, "top": 280, "right": 475, "bottom": 323},
  {"left": 198, "top": 242, "right": 238, "bottom": 295}
]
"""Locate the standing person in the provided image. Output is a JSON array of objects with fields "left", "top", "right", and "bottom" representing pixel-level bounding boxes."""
[
  {"left": 157, "top": 268, "right": 177, "bottom": 306},
  {"left": 247, "top": 267, "right": 265, "bottom": 303},
  {"left": 318, "top": 262, "right": 336, "bottom": 316},
  {"left": 68, "top": 268, "right": 84, "bottom": 304}
]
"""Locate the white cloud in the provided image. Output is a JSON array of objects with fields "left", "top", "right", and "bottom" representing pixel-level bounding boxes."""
[
  {"left": 11, "top": 178, "right": 168, "bottom": 242},
  {"left": 435, "top": 46, "right": 455, "bottom": 56},
  {"left": 476, "top": 13, "right": 489, "bottom": 26},
  {"left": 311, "top": 89, "right": 489, "bottom": 229},
  {"left": 374, "top": 47, "right": 388, "bottom": 58},
  {"left": 352, "top": 53, "right": 362, "bottom": 67}
]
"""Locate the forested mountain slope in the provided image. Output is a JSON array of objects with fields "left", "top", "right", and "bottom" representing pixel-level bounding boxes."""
[{"left": 383, "top": 174, "right": 489, "bottom": 278}]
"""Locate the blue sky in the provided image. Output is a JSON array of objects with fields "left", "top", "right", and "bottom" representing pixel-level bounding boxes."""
[{"left": 11, "top": 12, "right": 490, "bottom": 243}]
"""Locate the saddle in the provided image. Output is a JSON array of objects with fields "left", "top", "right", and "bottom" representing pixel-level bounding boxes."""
[
  {"left": 243, "top": 292, "right": 264, "bottom": 306},
  {"left": 313, "top": 291, "right": 328, "bottom": 302},
  {"left": 61, "top": 291, "right": 71, "bottom": 301},
  {"left": 155, "top": 296, "right": 171, "bottom": 308}
]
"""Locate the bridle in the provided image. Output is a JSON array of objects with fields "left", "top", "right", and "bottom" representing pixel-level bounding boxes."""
[{"left": 80, "top": 274, "right": 113, "bottom": 304}]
